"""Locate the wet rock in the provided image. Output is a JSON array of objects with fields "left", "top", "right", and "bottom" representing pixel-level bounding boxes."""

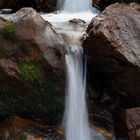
[
  {"left": 69, "top": 18, "right": 86, "bottom": 24},
  {"left": 121, "top": 107, "right": 140, "bottom": 140},
  {"left": 83, "top": 3, "right": 140, "bottom": 107}
]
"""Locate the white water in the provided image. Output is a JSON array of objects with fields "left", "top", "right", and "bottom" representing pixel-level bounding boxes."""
[
  {"left": 41, "top": 0, "right": 116, "bottom": 140},
  {"left": 59, "top": 1, "right": 96, "bottom": 139},
  {"left": 62, "top": 0, "right": 94, "bottom": 13},
  {"left": 65, "top": 46, "right": 91, "bottom": 140},
  {"left": 41, "top": 0, "right": 97, "bottom": 23}
]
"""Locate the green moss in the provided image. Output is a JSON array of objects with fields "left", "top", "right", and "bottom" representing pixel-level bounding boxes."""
[
  {"left": 0, "top": 61, "right": 64, "bottom": 124},
  {"left": 19, "top": 61, "right": 44, "bottom": 85},
  {"left": 2, "top": 22, "right": 15, "bottom": 39}
]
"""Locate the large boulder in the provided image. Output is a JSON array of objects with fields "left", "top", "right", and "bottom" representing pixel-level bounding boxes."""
[
  {"left": 121, "top": 107, "right": 140, "bottom": 140},
  {"left": 0, "top": 8, "right": 65, "bottom": 123},
  {"left": 83, "top": 3, "right": 140, "bottom": 108},
  {"left": 92, "top": 0, "right": 140, "bottom": 10}
]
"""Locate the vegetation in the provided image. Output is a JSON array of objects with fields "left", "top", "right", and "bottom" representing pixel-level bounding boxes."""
[
  {"left": 18, "top": 60, "right": 64, "bottom": 124},
  {"left": 19, "top": 61, "right": 44, "bottom": 85},
  {"left": 2, "top": 22, "right": 16, "bottom": 39},
  {"left": 0, "top": 60, "right": 63, "bottom": 124}
]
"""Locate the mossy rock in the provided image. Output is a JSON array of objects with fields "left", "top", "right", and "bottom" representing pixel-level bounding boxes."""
[{"left": 2, "top": 22, "right": 16, "bottom": 39}]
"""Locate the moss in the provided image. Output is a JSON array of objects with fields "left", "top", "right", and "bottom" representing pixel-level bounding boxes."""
[
  {"left": 0, "top": 61, "right": 64, "bottom": 124},
  {"left": 18, "top": 61, "right": 44, "bottom": 85},
  {"left": 2, "top": 22, "right": 15, "bottom": 39}
]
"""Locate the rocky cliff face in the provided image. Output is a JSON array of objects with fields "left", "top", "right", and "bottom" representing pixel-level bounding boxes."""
[
  {"left": 83, "top": 3, "right": 140, "bottom": 107},
  {"left": 0, "top": 8, "right": 65, "bottom": 123},
  {"left": 83, "top": 3, "right": 140, "bottom": 139}
]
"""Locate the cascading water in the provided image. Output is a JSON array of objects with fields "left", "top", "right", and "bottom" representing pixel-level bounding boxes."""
[
  {"left": 62, "top": 0, "right": 93, "bottom": 13},
  {"left": 41, "top": 0, "right": 116, "bottom": 140},
  {"left": 65, "top": 46, "right": 91, "bottom": 140}
]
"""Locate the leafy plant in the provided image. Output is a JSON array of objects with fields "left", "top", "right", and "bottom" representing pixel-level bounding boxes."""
[{"left": 2, "top": 22, "right": 15, "bottom": 39}]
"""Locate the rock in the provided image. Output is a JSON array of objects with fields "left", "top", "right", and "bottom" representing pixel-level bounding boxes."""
[
  {"left": 0, "top": 8, "right": 65, "bottom": 123},
  {"left": 0, "top": 7, "right": 65, "bottom": 70},
  {"left": 0, "top": 59, "right": 19, "bottom": 79},
  {"left": 92, "top": 0, "right": 108, "bottom": 10},
  {"left": 0, "top": 0, "right": 57, "bottom": 12},
  {"left": 121, "top": 107, "right": 140, "bottom": 140},
  {"left": 0, "top": 116, "right": 64, "bottom": 140},
  {"left": 92, "top": 0, "right": 140, "bottom": 10},
  {"left": 69, "top": 18, "right": 86, "bottom": 24},
  {"left": 83, "top": 3, "right": 140, "bottom": 107}
]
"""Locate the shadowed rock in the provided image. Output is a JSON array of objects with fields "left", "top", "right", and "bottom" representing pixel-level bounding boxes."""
[{"left": 83, "top": 3, "right": 140, "bottom": 107}]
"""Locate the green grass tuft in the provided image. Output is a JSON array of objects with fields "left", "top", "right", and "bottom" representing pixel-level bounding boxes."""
[
  {"left": 2, "top": 22, "right": 15, "bottom": 39},
  {"left": 18, "top": 61, "right": 44, "bottom": 85}
]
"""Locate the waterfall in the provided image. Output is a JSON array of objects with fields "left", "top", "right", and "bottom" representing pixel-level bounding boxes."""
[
  {"left": 61, "top": 0, "right": 94, "bottom": 13},
  {"left": 41, "top": 0, "right": 115, "bottom": 140},
  {"left": 65, "top": 46, "right": 91, "bottom": 140}
]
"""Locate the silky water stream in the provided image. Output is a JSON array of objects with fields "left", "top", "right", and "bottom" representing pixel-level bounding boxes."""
[{"left": 41, "top": 0, "right": 116, "bottom": 139}]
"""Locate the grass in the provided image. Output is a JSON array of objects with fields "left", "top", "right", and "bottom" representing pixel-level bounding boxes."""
[
  {"left": 18, "top": 61, "right": 44, "bottom": 85},
  {"left": 2, "top": 22, "right": 16, "bottom": 39},
  {"left": 0, "top": 61, "right": 64, "bottom": 124}
]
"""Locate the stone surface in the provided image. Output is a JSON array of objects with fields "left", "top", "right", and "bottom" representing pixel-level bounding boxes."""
[
  {"left": 0, "top": 59, "right": 19, "bottom": 79},
  {"left": 0, "top": 7, "right": 65, "bottom": 71},
  {"left": 92, "top": 0, "right": 140, "bottom": 10},
  {"left": 0, "top": 116, "right": 64, "bottom": 140},
  {"left": 83, "top": 3, "right": 140, "bottom": 108},
  {"left": 121, "top": 107, "right": 140, "bottom": 140},
  {"left": 0, "top": 0, "right": 57, "bottom": 12},
  {"left": 0, "top": 8, "right": 65, "bottom": 123}
]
